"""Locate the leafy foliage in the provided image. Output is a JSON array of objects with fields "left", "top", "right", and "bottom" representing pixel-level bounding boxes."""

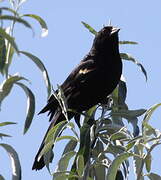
[
  {"left": 0, "top": 2, "right": 161, "bottom": 180},
  {"left": 39, "top": 22, "right": 161, "bottom": 180},
  {"left": 0, "top": 0, "right": 50, "bottom": 178}
]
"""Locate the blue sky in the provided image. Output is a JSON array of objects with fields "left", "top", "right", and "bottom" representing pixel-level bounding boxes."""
[{"left": 0, "top": 0, "right": 161, "bottom": 179}]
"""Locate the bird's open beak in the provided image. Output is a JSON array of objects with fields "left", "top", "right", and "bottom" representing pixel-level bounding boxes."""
[{"left": 111, "top": 27, "right": 120, "bottom": 34}]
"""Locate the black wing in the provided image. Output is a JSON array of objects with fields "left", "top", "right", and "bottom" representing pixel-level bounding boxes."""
[
  {"left": 61, "top": 59, "right": 97, "bottom": 94},
  {"left": 39, "top": 58, "right": 97, "bottom": 119}
]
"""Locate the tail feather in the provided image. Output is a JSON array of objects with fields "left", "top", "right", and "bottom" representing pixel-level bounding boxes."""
[
  {"left": 38, "top": 98, "right": 58, "bottom": 115},
  {"left": 32, "top": 111, "right": 65, "bottom": 170}
]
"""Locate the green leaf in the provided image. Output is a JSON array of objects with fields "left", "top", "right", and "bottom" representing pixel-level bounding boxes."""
[
  {"left": 118, "top": 78, "right": 127, "bottom": 105},
  {"left": 126, "top": 141, "right": 136, "bottom": 151},
  {"left": 76, "top": 155, "right": 84, "bottom": 177},
  {"left": 22, "top": 14, "right": 48, "bottom": 37},
  {"left": 143, "top": 103, "right": 161, "bottom": 123},
  {"left": 16, "top": 82, "right": 35, "bottom": 134},
  {"left": 110, "top": 131, "right": 128, "bottom": 141},
  {"left": 142, "top": 122, "right": 157, "bottom": 137},
  {"left": 0, "top": 121, "right": 16, "bottom": 127},
  {"left": 0, "top": 15, "right": 33, "bottom": 29},
  {"left": 146, "top": 173, "right": 161, "bottom": 180},
  {"left": 56, "top": 136, "right": 78, "bottom": 142},
  {"left": 0, "top": 143, "right": 21, "bottom": 180},
  {"left": 43, "top": 149, "right": 54, "bottom": 173},
  {"left": 0, "top": 174, "right": 5, "bottom": 180},
  {"left": 0, "top": 133, "right": 11, "bottom": 138},
  {"left": 45, "top": 121, "right": 67, "bottom": 144},
  {"left": 0, "top": 27, "right": 18, "bottom": 54},
  {"left": 70, "top": 120, "right": 92, "bottom": 176},
  {"left": 97, "top": 121, "right": 124, "bottom": 135},
  {"left": 0, "top": 74, "right": 26, "bottom": 108},
  {"left": 63, "top": 140, "right": 78, "bottom": 155},
  {"left": 38, "top": 141, "right": 53, "bottom": 162},
  {"left": 107, "top": 152, "right": 135, "bottom": 180},
  {"left": 119, "top": 41, "right": 138, "bottom": 45},
  {"left": 111, "top": 87, "right": 124, "bottom": 126},
  {"left": 145, "top": 153, "right": 152, "bottom": 173},
  {"left": 0, "top": 7, "right": 19, "bottom": 16},
  {"left": 120, "top": 53, "right": 147, "bottom": 81},
  {"left": 0, "top": 35, "right": 6, "bottom": 75},
  {"left": 84, "top": 105, "right": 97, "bottom": 123},
  {"left": 56, "top": 151, "right": 76, "bottom": 172},
  {"left": 3, "top": 41, "right": 14, "bottom": 76},
  {"left": 38, "top": 121, "right": 67, "bottom": 160},
  {"left": 125, "top": 135, "right": 143, "bottom": 151},
  {"left": 94, "top": 164, "right": 106, "bottom": 180},
  {"left": 111, "top": 109, "right": 146, "bottom": 119},
  {"left": 86, "top": 177, "right": 93, "bottom": 180},
  {"left": 19, "top": 51, "right": 52, "bottom": 98},
  {"left": 133, "top": 145, "right": 143, "bottom": 175},
  {"left": 105, "top": 144, "right": 125, "bottom": 156},
  {"left": 81, "top": 21, "right": 97, "bottom": 35}
]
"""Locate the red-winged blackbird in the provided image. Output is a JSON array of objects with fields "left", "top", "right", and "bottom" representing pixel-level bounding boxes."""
[{"left": 32, "top": 26, "right": 122, "bottom": 170}]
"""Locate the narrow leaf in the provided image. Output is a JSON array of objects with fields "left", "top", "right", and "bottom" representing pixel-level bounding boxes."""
[
  {"left": 111, "top": 109, "right": 146, "bottom": 119},
  {"left": 56, "top": 151, "right": 76, "bottom": 172},
  {"left": 3, "top": 40, "right": 15, "bottom": 76},
  {"left": 19, "top": 51, "right": 51, "bottom": 97},
  {"left": 0, "top": 143, "right": 21, "bottom": 180},
  {"left": 118, "top": 77, "right": 127, "bottom": 105},
  {"left": 107, "top": 152, "right": 135, "bottom": 180},
  {"left": 105, "top": 144, "right": 125, "bottom": 155},
  {"left": 0, "top": 74, "right": 26, "bottom": 108},
  {"left": 70, "top": 121, "right": 91, "bottom": 176},
  {"left": 0, "top": 35, "right": 6, "bottom": 75},
  {"left": 63, "top": 140, "right": 78, "bottom": 155},
  {"left": 133, "top": 145, "right": 143, "bottom": 176},
  {"left": 45, "top": 121, "right": 67, "bottom": 144},
  {"left": 23, "top": 14, "right": 48, "bottom": 37},
  {"left": 94, "top": 164, "right": 106, "bottom": 180},
  {"left": 0, "top": 121, "right": 16, "bottom": 127},
  {"left": 119, "top": 41, "right": 138, "bottom": 45},
  {"left": 38, "top": 121, "right": 67, "bottom": 160},
  {"left": 38, "top": 141, "right": 53, "bottom": 162},
  {"left": 81, "top": 21, "right": 97, "bottom": 35},
  {"left": 0, "top": 133, "right": 11, "bottom": 138},
  {"left": 146, "top": 173, "right": 161, "bottom": 180},
  {"left": 143, "top": 103, "right": 161, "bottom": 123},
  {"left": 76, "top": 155, "right": 84, "bottom": 177},
  {"left": 16, "top": 82, "right": 35, "bottom": 134},
  {"left": 110, "top": 131, "right": 128, "bottom": 141},
  {"left": 0, "top": 27, "right": 19, "bottom": 54},
  {"left": 145, "top": 153, "right": 152, "bottom": 173},
  {"left": 0, "top": 174, "right": 5, "bottom": 180},
  {"left": 0, "top": 7, "right": 19, "bottom": 16},
  {"left": 120, "top": 53, "right": 147, "bottom": 81},
  {"left": 56, "top": 136, "right": 78, "bottom": 142},
  {"left": 0, "top": 15, "right": 33, "bottom": 29},
  {"left": 84, "top": 105, "right": 96, "bottom": 123}
]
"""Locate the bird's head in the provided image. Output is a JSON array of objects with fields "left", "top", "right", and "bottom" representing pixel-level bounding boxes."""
[{"left": 93, "top": 26, "right": 120, "bottom": 51}]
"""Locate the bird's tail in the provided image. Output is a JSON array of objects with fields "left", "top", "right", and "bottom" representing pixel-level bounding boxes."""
[{"left": 32, "top": 111, "right": 65, "bottom": 170}]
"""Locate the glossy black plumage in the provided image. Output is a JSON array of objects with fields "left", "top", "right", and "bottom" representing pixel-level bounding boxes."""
[{"left": 32, "top": 26, "right": 122, "bottom": 171}]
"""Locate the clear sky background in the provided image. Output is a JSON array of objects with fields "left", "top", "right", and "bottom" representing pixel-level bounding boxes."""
[{"left": 0, "top": 0, "right": 161, "bottom": 179}]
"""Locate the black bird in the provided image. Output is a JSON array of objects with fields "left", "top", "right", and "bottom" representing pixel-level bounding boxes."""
[{"left": 32, "top": 26, "right": 122, "bottom": 170}]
